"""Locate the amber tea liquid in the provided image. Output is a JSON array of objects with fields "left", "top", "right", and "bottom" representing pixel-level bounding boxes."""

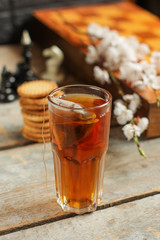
[{"left": 48, "top": 86, "right": 111, "bottom": 214}]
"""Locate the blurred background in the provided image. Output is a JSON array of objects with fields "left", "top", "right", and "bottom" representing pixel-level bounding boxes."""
[{"left": 0, "top": 0, "right": 159, "bottom": 44}]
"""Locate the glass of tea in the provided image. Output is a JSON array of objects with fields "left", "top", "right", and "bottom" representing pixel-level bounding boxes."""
[{"left": 48, "top": 84, "right": 112, "bottom": 214}]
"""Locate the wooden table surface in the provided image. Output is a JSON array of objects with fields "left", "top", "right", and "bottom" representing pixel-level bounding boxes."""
[{"left": 0, "top": 45, "right": 160, "bottom": 239}]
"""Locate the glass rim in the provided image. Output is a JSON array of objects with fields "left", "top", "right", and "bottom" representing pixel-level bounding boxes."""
[{"left": 48, "top": 84, "right": 112, "bottom": 111}]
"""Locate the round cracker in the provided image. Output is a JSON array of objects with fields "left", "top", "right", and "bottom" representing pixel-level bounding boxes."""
[
  {"left": 22, "top": 130, "right": 50, "bottom": 143},
  {"left": 20, "top": 104, "right": 47, "bottom": 111},
  {"left": 22, "top": 108, "right": 49, "bottom": 116},
  {"left": 23, "top": 119, "right": 50, "bottom": 129},
  {"left": 23, "top": 123, "right": 50, "bottom": 134},
  {"left": 19, "top": 97, "right": 48, "bottom": 106},
  {"left": 17, "top": 80, "right": 58, "bottom": 98},
  {"left": 22, "top": 111, "right": 49, "bottom": 122},
  {"left": 22, "top": 128, "right": 50, "bottom": 138}
]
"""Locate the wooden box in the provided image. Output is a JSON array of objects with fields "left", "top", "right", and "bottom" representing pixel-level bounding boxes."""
[{"left": 32, "top": 1, "right": 160, "bottom": 138}]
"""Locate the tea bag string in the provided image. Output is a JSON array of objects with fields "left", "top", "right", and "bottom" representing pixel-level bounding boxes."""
[{"left": 42, "top": 96, "right": 53, "bottom": 200}]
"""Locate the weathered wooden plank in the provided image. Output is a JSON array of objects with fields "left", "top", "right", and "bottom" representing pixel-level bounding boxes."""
[
  {"left": 0, "top": 100, "right": 29, "bottom": 149},
  {"left": 0, "top": 143, "right": 63, "bottom": 234},
  {"left": 0, "top": 137, "right": 160, "bottom": 234},
  {"left": 1, "top": 194, "right": 160, "bottom": 239}
]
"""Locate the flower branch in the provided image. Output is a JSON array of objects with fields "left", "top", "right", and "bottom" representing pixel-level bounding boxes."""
[
  {"left": 85, "top": 23, "right": 157, "bottom": 157},
  {"left": 153, "top": 89, "right": 160, "bottom": 107},
  {"left": 86, "top": 23, "right": 160, "bottom": 107},
  {"left": 133, "top": 136, "right": 146, "bottom": 158},
  {"left": 106, "top": 67, "right": 124, "bottom": 97},
  {"left": 114, "top": 96, "right": 149, "bottom": 157}
]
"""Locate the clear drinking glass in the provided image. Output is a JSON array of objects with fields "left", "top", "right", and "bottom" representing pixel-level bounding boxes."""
[{"left": 48, "top": 84, "right": 112, "bottom": 214}]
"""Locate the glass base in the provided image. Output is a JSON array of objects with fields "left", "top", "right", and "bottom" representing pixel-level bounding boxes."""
[{"left": 57, "top": 198, "right": 97, "bottom": 214}]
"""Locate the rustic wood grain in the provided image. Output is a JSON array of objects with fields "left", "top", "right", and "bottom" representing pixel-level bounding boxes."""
[
  {"left": 1, "top": 194, "right": 160, "bottom": 239},
  {"left": 0, "top": 100, "right": 29, "bottom": 150},
  {"left": 0, "top": 136, "right": 160, "bottom": 234}
]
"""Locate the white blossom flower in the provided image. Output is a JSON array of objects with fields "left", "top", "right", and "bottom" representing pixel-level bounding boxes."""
[
  {"left": 127, "top": 36, "right": 150, "bottom": 59},
  {"left": 114, "top": 101, "right": 133, "bottom": 125},
  {"left": 87, "top": 23, "right": 109, "bottom": 39},
  {"left": 122, "top": 123, "right": 141, "bottom": 141},
  {"left": 153, "top": 76, "right": 160, "bottom": 89},
  {"left": 142, "top": 74, "right": 160, "bottom": 89},
  {"left": 97, "top": 30, "right": 119, "bottom": 56},
  {"left": 116, "top": 110, "right": 133, "bottom": 125},
  {"left": 93, "top": 66, "right": 111, "bottom": 85},
  {"left": 137, "top": 117, "right": 149, "bottom": 134},
  {"left": 136, "top": 43, "right": 150, "bottom": 59},
  {"left": 103, "top": 46, "right": 120, "bottom": 70},
  {"left": 86, "top": 23, "right": 159, "bottom": 92},
  {"left": 132, "top": 80, "right": 146, "bottom": 91},
  {"left": 123, "top": 93, "right": 141, "bottom": 114},
  {"left": 115, "top": 37, "right": 137, "bottom": 63},
  {"left": 102, "top": 36, "right": 137, "bottom": 70},
  {"left": 119, "top": 60, "right": 159, "bottom": 90},
  {"left": 87, "top": 25, "right": 150, "bottom": 71},
  {"left": 127, "top": 36, "right": 139, "bottom": 49},
  {"left": 140, "top": 60, "right": 157, "bottom": 76},
  {"left": 113, "top": 100, "right": 126, "bottom": 116},
  {"left": 119, "top": 62, "right": 142, "bottom": 83},
  {"left": 86, "top": 23, "right": 152, "bottom": 157},
  {"left": 139, "top": 61, "right": 160, "bottom": 89},
  {"left": 85, "top": 45, "right": 99, "bottom": 64},
  {"left": 150, "top": 51, "right": 160, "bottom": 71},
  {"left": 122, "top": 117, "right": 149, "bottom": 141}
]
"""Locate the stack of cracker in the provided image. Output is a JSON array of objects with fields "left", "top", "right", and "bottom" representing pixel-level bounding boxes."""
[{"left": 17, "top": 80, "right": 58, "bottom": 143}]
